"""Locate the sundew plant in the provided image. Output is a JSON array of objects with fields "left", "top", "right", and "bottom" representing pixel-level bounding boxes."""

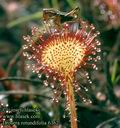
[
  {"left": 1, "top": 0, "right": 120, "bottom": 128},
  {"left": 22, "top": 8, "right": 101, "bottom": 128}
]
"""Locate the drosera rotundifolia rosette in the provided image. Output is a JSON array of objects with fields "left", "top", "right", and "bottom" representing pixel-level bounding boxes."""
[{"left": 22, "top": 8, "right": 101, "bottom": 128}]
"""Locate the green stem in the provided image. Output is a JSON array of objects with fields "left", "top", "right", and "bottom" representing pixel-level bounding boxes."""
[
  {"left": 52, "top": 0, "right": 59, "bottom": 9},
  {"left": 111, "top": 59, "right": 118, "bottom": 85},
  {"left": 66, "top": 0, "right": 76, "bottom": 8},
  {"left": 7, "top": 11, "right": 43, "bottom": 28}
]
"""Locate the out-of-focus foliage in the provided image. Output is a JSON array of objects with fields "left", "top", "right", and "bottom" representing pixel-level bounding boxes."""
[{"left": 0, "top": 0, "right": 120, "bottom": 128}]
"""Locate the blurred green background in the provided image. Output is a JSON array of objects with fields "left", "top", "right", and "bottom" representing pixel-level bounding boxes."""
[{"left": 0, "top": 0, "right": 120, "bottom": 128}]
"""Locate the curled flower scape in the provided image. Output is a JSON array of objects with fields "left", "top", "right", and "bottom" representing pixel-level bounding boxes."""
[
  {"left": 23, "top": 17, "right": 101, "bottom": 128},
  {"left": 94, "top": 0, "right": 120, "bottom": 29}
]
